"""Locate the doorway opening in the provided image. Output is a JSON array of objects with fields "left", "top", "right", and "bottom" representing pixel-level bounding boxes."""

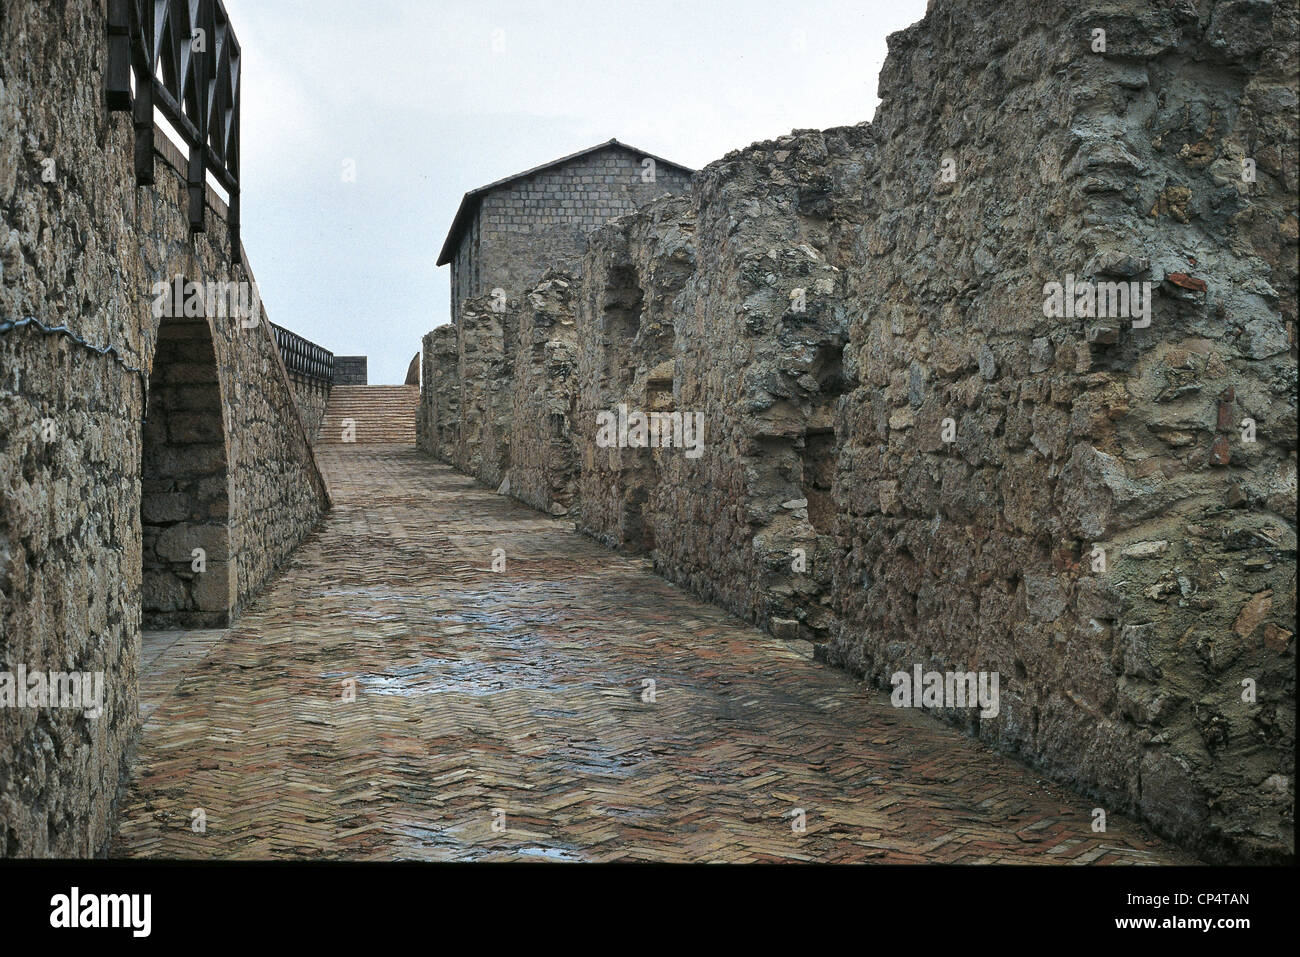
[{"left": 140, "top": 314, "right": 233, "bottom": 628}]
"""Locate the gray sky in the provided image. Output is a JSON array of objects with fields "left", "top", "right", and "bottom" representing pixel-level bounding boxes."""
[{"left": 221, "top": 0, "right": 930, "bottom": 384}]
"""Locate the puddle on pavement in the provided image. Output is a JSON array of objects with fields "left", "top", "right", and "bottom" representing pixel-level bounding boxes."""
[
  {"left": 350, "top": 657, "right": 566, "bottom": 698},
  {"left": 513, "top": 845, "right": 582, "bottom": 861},
  {"left": 390, "top": 823, "right": 583, "bottom": 862},
  {"left": 317, "top": 584, "right": 567, "bottom": 633}
]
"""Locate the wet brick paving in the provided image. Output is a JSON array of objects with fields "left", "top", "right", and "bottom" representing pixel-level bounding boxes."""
[{"left": 110, "top": 445, "right": 1192, "bottom": 863}]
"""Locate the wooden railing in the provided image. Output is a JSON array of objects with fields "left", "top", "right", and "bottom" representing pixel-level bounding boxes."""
[{"left": 107, "top": 0, "right": 242, "bottom": 264}]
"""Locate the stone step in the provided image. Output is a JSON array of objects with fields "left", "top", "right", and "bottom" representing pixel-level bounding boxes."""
[{"left": 317, "top": 385, "right": 418, "bottom": 445}]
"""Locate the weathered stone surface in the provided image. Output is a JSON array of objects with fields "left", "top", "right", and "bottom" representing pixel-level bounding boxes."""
[
  {"left": 508, "top": 271, "right": 580, "bottom": 514},
  {"left": 0, "top": 0, "right": 330, "bottom": 856},
  {"left": 286, "top": 377, "right": 330, "bottom": 441},
  {"left": 574, "top": 195, "right": 698, "bottom": 557},
  {"left": 824, "top": 0, "right": 1296, "bottom": 865},
  {"left": 416, "top": 325, "right": 459, "bottom": 461},
  {"left": 418, "top": 0, "right": 1296, "bottom": 864},
  {"left": 454, "top": 295, "right": 514, "bottom": 488}
]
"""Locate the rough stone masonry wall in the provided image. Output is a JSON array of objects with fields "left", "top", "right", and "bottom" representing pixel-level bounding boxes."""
[
  {"left": 509, "top": 270, "right": 579, "bottom": 515},
  {"left": 418, "top": 0, "right": 1296, "bottom": 863},
  {"left": 453, "top": 294, "right": 514, "bottom": 488},
  {"left": 0, "top": 0, "right": 330, "bottom": 856},
  {"left": 141, "top": 317, "right": 234, "bottom": 628},
  {"left": 583, "top": 142, "right": 862, "bottom": 643},
  {"left": 574, "top": 197, "right": 697, "bottom": 553},
  {"left": 287, "top": 376, "right": 330, "bottom": 442},
  {"left": 417, "top": 324, "right": 459, "bottom": 461},
  {"left": 825, "top": 0, "right": 1296, "bottom": 865}
]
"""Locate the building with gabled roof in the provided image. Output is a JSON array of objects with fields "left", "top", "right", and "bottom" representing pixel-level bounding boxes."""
[{"left": 436, "top": 138, "right": 693, "bottom": 324}]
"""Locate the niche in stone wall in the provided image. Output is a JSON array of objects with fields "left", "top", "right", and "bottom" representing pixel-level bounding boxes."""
[
  {"left": 600, "top": 263, "right": 644, "bottom": 396},
  {"left": 591, "top": 256, "right": 658, "bottom": 552},
  {"left": 140, "top": 314, "right": 234, "bottom": 628},
  {"left": 798, "top": 340, "right": 851, "bottom": 536},
  {"left": 799, "top": 430, "right": 837, "bottom": 534},
  {"left": 780, "top": 338, "right": 851, "bottom": 641}
]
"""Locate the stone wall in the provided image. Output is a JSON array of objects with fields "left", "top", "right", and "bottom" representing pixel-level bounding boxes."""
[
  {"left": 824, "top": 0, "right": 1296, "bottom": 865},
  {"left": 510, "top": 270, "right": 579, "bottom": 515},
  {"left": 454, "top": 295, "right": 514, "bottom": 488},
  {"left": 449, "top": 146, "right": 692, "bottom": 325},
  {"left": 333, "top": 356, "right": 367, "bottom": 385},
  {"left": 420, "top": 0, "right": 1296, "bottom": 863},
  {"left": 141, "top": 316, "right": 234, "bottom": 627},
  {"left": 287, "top": 376, "right": 330, "bottom": 442},
  {"left": 417, "top": 325, "right": 459, "bottom": 461},
  {"left": 0, "top": 0, "right": 330, "bottom": 856},
  {"left": 574, "top": 197, "right": 696, "bottom": 553},
  {"left": 579, "top": 148, "right": 859, "bottom": 643}
]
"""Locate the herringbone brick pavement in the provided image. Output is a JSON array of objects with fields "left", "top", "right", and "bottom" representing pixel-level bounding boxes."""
[{"left": 110, "top": 446, "right": 1192, "bottom": 863}]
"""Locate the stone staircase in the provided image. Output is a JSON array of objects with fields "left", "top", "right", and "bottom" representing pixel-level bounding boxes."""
[{"left": 318, "top": 385, "right": 419, "bottom": 445}]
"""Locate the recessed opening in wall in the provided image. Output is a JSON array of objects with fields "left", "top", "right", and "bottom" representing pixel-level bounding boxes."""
[
  {"left": 600, "top": 265, "right": 644, "bottom": 393},
  {"left": 140, "top": 313, "right": 234, "bottom": 630},
  {"left": 799, "top": 340, "right": 850, "bottom": 535},
  {"left": 800, "top": 430, "right": 838, "bottom": 534}
]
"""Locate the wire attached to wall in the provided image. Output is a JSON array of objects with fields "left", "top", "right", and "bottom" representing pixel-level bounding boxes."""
[
  {"left": 0, "top": 315, "right": 150, "bottom": 380},
  {"left": 0, "top": 315, "right": 151, "bottom": 423}
]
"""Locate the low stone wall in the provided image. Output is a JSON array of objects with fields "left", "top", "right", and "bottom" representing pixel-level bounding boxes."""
[
  {"left": 510, "top": 271, "right": 579, "bottom": 514},
  {"left": 454, "top": 296, "right": 514, "bottom": 488},
  {"left": 417, "top": 0, "right": 1296, "bottom": 863},
  {"left": 333, "top": 356, "right": 367, "bottom": 385},
  {"left": 417, "top": 325, "right": 459, "bottom": 460},
  {"left": 0, "top": 0, "right": 330, "bottom": 856},
  {"left": 287, "top": 376, "right": 330, "bottom": 442}
]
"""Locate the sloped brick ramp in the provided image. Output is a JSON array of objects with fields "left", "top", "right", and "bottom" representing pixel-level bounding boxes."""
[{"left": 109, "top": 446, "right": 1191, "bottom": 863}]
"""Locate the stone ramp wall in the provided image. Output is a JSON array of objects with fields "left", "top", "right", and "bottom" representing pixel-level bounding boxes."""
[
  {"left": 0, "top": 0, "right": 330, "bottom": 856},
  {"left": 420, "top": 0, "right": 1297, "bottom": 863},
  {"left": 288, "top": 377, "right": 330, "bottom": 442}
]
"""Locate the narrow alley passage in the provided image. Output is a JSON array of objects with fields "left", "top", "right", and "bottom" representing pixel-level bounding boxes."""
[{"left": 111, "top": 447, "right": 1189, "bottom": 863}]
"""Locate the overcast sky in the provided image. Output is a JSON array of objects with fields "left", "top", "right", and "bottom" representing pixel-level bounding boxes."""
[{"left": 220, "top": 0, "right": 930, "bottom": 384}]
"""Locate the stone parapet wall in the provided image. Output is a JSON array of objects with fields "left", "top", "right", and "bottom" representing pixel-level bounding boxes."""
[
  {"left": 417, "top": 325, "right": 459, "bottom": 461},
  {"left": 573, "top": 198, "right": 696, "bottom": 553},
  {"left": 824, "top": 0, "right": 1296, "bottom": 865},
  {"left": 0, "top": 0, "right": 330, "bottom": 856},
  {"left": 418, "top": 0, "right": 1296, "bottom": 863},
  {"left": 454, "top": 295, "right": 514, "bottom": 488},
  {"left": 509, "top": 271, "right": 580, "bottom": 514},
  {"left": 288, "top": 376, "right": 330, "bottom": 442}
]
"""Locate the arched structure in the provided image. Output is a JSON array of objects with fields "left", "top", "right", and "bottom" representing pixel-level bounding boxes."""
[{"left": 140, "top": 314, "right": 234, "bottom": 627}]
